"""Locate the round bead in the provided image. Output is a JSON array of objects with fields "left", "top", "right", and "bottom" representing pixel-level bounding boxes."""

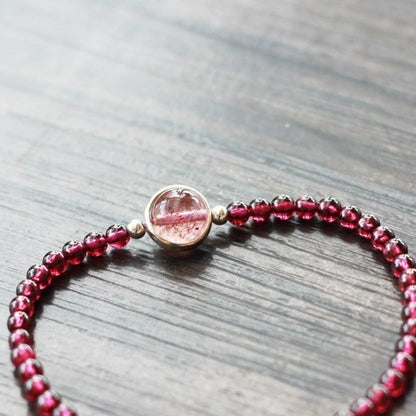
[
  {"left": 127, "top": 219, "right": 146, "bottom": 239},
  {"left": 380, "top": 368, "right": 406, "bottom": 398},
  {"left": 339, "top": 206, "right": 361, "bottom": 230},
  {"left": 9, "top": 295, "right": 35, "bottom": 318},
  {"left": 372, "top": 226, "right": 395, "bottom": 252},
  {"left": 27, "top": 264, "right": 52, "bottom": 291},
  {"left": 396, "top": 335, "right": 416, "bottom": 357},
  {"left": 271, "top": 195, "right": 295, "bottom": 220},
  {"left": 400, "top": 269, "right": 416, "bottom": 292},
  {"left": 403, "top": 302, "right": 416, "bottom": 320},
  {"left": 403, "top": 286, "right": 416, "bottom": 305},
  {"left": 365, "top": 384, "right": 392, "bottom": 414},
  {"left": 211, "top": 205, "right": 228, "bottom": 225},
  {"left": 106, "top": 224, "right": 130, "bottom": 249},
  {"left": 357, "top": 214, "right": 381, "bottom": 239},
  {"left": 17, "top": 358, "right": 44, "bottom": 382},
  {"left": 390, "top": 352, "right": 415, "bottom": 379},
  {"left": 295, "top": 195, "right": 317, "bottom": 220},
  {"left": 9, "top": 329, "right": 33, "bottom": 349},
  {"left": 36, "top": 390, "right": 62, "bottom": 415},
  {"left": 43, "top": 251, "right": 68, "bottom": 277},
  {"left": 62, "top": 240, "right": 86, "bottom": 266},
  {"left": 84, "top": 232, "right": 108, "bottom": 257},
  {"left": 16, "top": 279, "right": 40, "bottom": 302},
  {"left": 402, "top": 318, "right": 416, "bottom": 337},
  {"left": 317, "top": 197, "right": 342, "bottom": 223},
  {"left": 382, "top": 238, "right": 408, "bottom": 262},
  {"left": 11, "top": 343, "right": 36, "bottom": 367},
  {"left": 249, "top": 198, "right": 271, "bottom": 223},
  {"left": 349, "top": 397, "right": 375, "bottom": 416},
  {"left": 53, "top": 404, "right": 78, "bottom": 416},
  {"left": 23, "top": 375, "right": 50, "bottom": 402},
  {"left": 392, "top": 254, "right": 416, "bottom": 279},
  {"left": 7, "top": 311, "right": 30, "bottom": 332},
  {"left": 227, "top": 201, "right": 250, "bottom": 227}
]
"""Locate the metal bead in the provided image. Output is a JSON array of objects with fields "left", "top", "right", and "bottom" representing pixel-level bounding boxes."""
[
  {"left": 127, "top": 219, "right": 146, "bottom": 239},
  {"left": 211, "top": 205, "right": 228, "bottom": 225}
]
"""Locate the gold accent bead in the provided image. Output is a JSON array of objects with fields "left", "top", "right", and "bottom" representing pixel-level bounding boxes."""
[
  {"left": 127, "top": 219, "right": 146, "bottom": 239},
  {"left": 211, "top": 205, "right": 228, "bottom": 225}
]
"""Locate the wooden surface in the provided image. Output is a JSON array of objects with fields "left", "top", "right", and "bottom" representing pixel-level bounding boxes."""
[{"left": 1, "top": 1, "right": 416, "bottom": 415}]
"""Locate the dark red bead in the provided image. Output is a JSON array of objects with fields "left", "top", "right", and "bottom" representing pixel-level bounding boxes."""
[
  {"left": 17, "top": 358, "right": 44, "bottom": 382},
  {"left": 403, "top": 286, "right": 416, "bottom": 305},
  {"left": 357, "top": 214, "right": 380, "bottom": 239},
  {"left": 400, "top": 269, "right": 416, "bottom": 292},
  {"left": 23, "top": 375, "right": 50, "bottom": 402},
  {"left": 53, "top": 404, "right": 78, "bottom": 416},
  {"left": 84, "top": 232, "right": 108, "bottom": 257},
  {"left": 371, "top": 226, "right": 395, "bottom": 252},
  {"left": 396, "top": 335, "right": 416, "bottom": 357},
  {"left": 43, "top": 251, "right": 67, "bottom": 277},
  {"left": 16, "top": 279, "right": 40, "bottom": 302},
  {"left": 106, "top": 224, "right": 131, "bottom": 248},
  {"left": 62, "top": 240, "right": 86, "bottom": 266},
  {"left": 7, "top": 311, "right": 30, "bottom": 332},
  {"left": 339, "top": 206, "right": 362, "bottom": 230},
  {"left": 9, "top": 295, "right": 35, "bottom": 318},
  {"left": 11, "top": 343, "right": 36, "bottom": 367},
  {"left": 365, "top": 384, "right": 392, "bottom": 415},
  {"left": 9, "top": 329, "right": 33, "bottom": 349},
  {"left": 390, "top": 352, "right": 415, "bottom": 379},
  {"left": 403, "top": 302, "right": 416, "bottom": 320},
  {"left": 271, "top": 195, "right": 295, "bottom": 220},
  {"left": 402, "top": 318, "right": 416, "bottom": 337},
  {"left": 380, "top": 368, "right": 406, "bottom": 398},
  {"left": 295, "top": 195, "right": 317, "bottom": 220},
  {"left": 27, "top": 264, "right": 52, "bottom": 291},
  {"left": 227, "top": 202, "right": 250, "bottom": 226},
  {"left": 317, "top": 197, "right": 342, "bottom": 223},
  {"left": 392, "top": 254, "right": 416, "bottom": 279},
  {"left": 249, "top": 198, "right": 271, "bottom": 223},
  {"left": 36, "top": 390, "right": 62, "bottom": 415},
  {"left": 349, "top": 397, "right": 375, "bottom": 416},
  {"left": 382, "top": 238, "right": 408, "bottom": 263}
]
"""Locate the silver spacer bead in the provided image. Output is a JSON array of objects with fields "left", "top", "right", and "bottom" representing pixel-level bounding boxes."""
[
  {"left": 127, "top": 219, "right": 146, "bottom": 239},
  {"left": 211, "top": 205, "right": 228, "bottom": 225}
]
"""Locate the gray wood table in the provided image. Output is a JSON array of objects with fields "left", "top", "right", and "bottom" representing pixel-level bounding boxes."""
[{"left": 1, "top": 1, "right": 415, "bottom": 415}]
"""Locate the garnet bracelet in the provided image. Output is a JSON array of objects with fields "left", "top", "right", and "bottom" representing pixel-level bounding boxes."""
[{"left": 7, "top": 185, "right": 416, "bottom": 416}]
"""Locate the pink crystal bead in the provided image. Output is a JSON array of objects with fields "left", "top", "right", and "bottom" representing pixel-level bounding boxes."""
[
  {"left": 62, "top": 240, "right": 86, "bottom": 266},
  {"left": 249, "top": 198, "right": 271, "bottom": 223},
  {"left": 317, "top": 197, "right": 342, "bottom": 223},
  {"left": 17, "top": 358, "right": 44, "bottom": 382},
  {"left": 36, "top": 390, "right": 62, "bottom": 415},
  {"left": 27, "top": 265, "right": 52, "bottom": 291},
  {"left": 365, "top": 384, "right": 392, "bottom": 414},
  {"left": 106, "top": 224, "right": 130, "bottom": 248},
  {"left": 392, "top": 254, "right": 416, "bottom": 279},
  {"left": 358, "top": 214, "right": 380, "bottom": 239},
  {"left": 271, "top": 195, "right": 295, "bottom": 220},
  {"left": 383, "top": 238, "right": 408, "bottom": 262}
]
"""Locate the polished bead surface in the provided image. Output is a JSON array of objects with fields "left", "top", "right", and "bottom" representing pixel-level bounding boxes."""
[
  {"left": 84, "top": 232, "right": 108, "bottom": 257},
  {"left": 23, "top": 375, "right": 50, "bottom": 402},
  {"left": 271, "top": 195, "right": 295, "bottom": 220},
  {"left": 36, "top": 390, "right": 62, "bottom": 415},
  {"left": 62, "top": 240, "right": 86, "bottom": 266},
  {"left": 7, "top": 311, "right": 30, "bottom": 332},
  {"left": 9, "top": 329, "right": 33, "bottom": 349},
  {"left": 9, "top": 295, "right": 35, "bottom": 318},
  {"left": 399, "top": 269, "right": 416, "bottom": 292},
  {"left": 17, "top": 358, "right": 44, "bottom": 382},
  {"left": 372, "top": 226, "right": 395, "bottom": 252},
  {"left": 349, "top": 397, "right": 375, "bottom": 416},
  {"left": 43, "top": 251, "right": 68, "bottom": 277},
  {"left": 402, "top": 286, "right": 416, "bottom": 305},
  {"left": 380, "top": 368, "right": 406, "bottom": 398},
  {"left": 390, "top": 352, "right": 415, "bottom": 379},
  {"left": 106, "top": 224, "right": 130, "bottom": 249},
  {"left": 227, "top": 201, "right": 250, "bottom": 227},
  {"left": 402, "top": 318, "right": 416, "bottom": 337},
  {"left": 53, "top": 404, "right": 78, "bottom": 416},
  {"left": 396, "top": 335, "right": 416, "bottom": 357},
  {"left": 11, "top": 343, "right": 36, "bottom": 367},
  {"left": 317, "top": 197, "right": 342, "bottom": 223},
  {"left": 127, "top": 219, "right": 146, "bottom": 239},
  {"left": 27, "top": 264, "right": 52, "bottom": 291},
  {"left": 383, "top": 238, "right": 408, "bottom": 262},
  {"left": 365, "top": 384, "right": 392, "bottom": 415},
  {"left": 339, "top": 206, "right": 361, "bottom": 229},
  {"left": 295, "top": 195, "right": 317, "bottom": 220},
  {"left": 357, "top": 214, "right": 380, "bottom": 239},
  {"left": 211, "top": 205, "right": 228, "bottom": 225},
  {"left": 249, "top": 198, "right": 271, "bottom": 223},
  {"left": 16, "top": 279, "right": 40, "bottom": 302},
  {"left": 392, "top": 254, "right": 416, "bottom": 279},
  {"left": 403, "top": 302, "right": 416, "bottom": 320}
]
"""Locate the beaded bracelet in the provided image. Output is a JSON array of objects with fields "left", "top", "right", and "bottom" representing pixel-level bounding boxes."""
[{"left": 7, "top": 185, "right": 416, "bottom": 416}]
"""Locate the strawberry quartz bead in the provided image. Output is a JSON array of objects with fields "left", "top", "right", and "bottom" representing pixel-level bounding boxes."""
[
  {"left": 402, "top": 318, "right": 416, "bottom": 337},
  {"left": 249, "top": 198, "right": 271, "bottom": 223},
  {"left": 24, "top": 375, "right": 50, "bottom": 402},
  {"left": 372, "top": 226, "right": 395, "bottom": 252},
  {"left": 84, "top": 232, "right": 108, "bottom": 257},
  {"left": 383, "top": 238, "right": 408, "bottom": 263},
  {"left": 43, "top": 251, "right": 67, "bottom": 277},
  {"left": 396, "top": 335, "right": 416, "bottom": 357},
  {"left": 9, "top": 295, "right": 35, "bottom": 318},
  {"left": 62, "top": 240, "right": 86, "bottom": 266},
  {"left": 9, "top": 329, "right": 33, "bottom": 348},
  {"left": 27, "top": 264, "right": 52, "bottom": 291},
  {"left": 400, "top": 269, "right": 416, "bottom": 292},
  {"left": 357, "top": 214, "right": 380, "bottom": 239},
  {"left": 7, "top": 311, "right": 30, "bottom": 332},
  {"left": 16, "top": 279, "right": 40, "bottom": 302},
  {"left": 11, "top": 343, "right": 36, "bottom": 366},
  {"left": 17, "top": 358, "right": 44, "bottom": 382},
  {"left": 106, "top": 224, "right": 131, "bottom": 248},
  {"left": 227, "top": 202, "right": 250, "bottom": 226},
  {"left": 339, "top": 206, "right": 362, "bottom": 230},
  {"left": 271, "top": 195, "right": 295, "bottom": 220},
  {"left": 36, "top": 390, "right": 62, "bottom": 415},
  {"left": 392, "top": 254, "right": 416, "bottom": 279},
  {"left": 403, "top": 286, "right": 416, "bottom": 305},
  {"left": 317, "top": 197, "right": 342, "bottom": 223},
  {"left": 295, "top": 196, "right": 317, "bottom": 220},
  {"left": 349, "top": 397, "right": 375, "bottom": 416},
  {"left": 366, "top": 384, "right": 392, "bottom": 414},
  {"left": 390, "top": 352, "right": 415, "bottom": 379},
  {"left": 380, "top": 368, "right": 406, "bottom": 398}
]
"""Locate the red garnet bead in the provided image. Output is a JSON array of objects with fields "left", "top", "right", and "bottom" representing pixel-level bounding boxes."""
[
  {"left": 403, "top": 302, "right": 416, "bottom": 320},
  {"left": 295, "top": 195, "right": 317, "bottom": 220},
  {"left": 106, "top": 224, "right": 131, "bottom": 248},
  {"left": 382, "top": 238, "right": 408, "bottom": 263},
  {"left": 7, "top": 311, "right": 30, "bottom": 332},
  {"left": 84, "top": 232, "right": 108, "bottom": 257},
  {"left": 9, "top": 329, "right": 33, "bottom": 349},
  {"left": 23, "top": 375, "right": 50, "bottom": 402},
  {"left": 271, "top": 195, "right": 295, "bottom": 220},
  {"left": 9, "top": 295, "right": 35, "bottom": 318},
  {"left": 317, "top": 197, "right": 342, "bottom": 223},
  {"left": 62, "top": 240, "right": 86, "bottom": 266},
  {"left": 17, "top": 358, "right": 44, "bottom": 382},
  {"left": 26, "top": 265, "right": 52, "bottom": 291},
  {"left": 11, "top": 343, "right": 36, "bottom": 367},
  {"left": 402, "top": 318, "right": 416, "bottom": 337},
  {"left": 371, "top": 226, "right": 395, "bottom": 252},
  {"left": 392, "top": 254, "right": 416, "bottom": 279},
  {"left": 227, "top": 202, "right": 250, "bottom": 226},
  {"left": 390, "top": 352, "right": 415, "bottom": 379},
  {"left": 36, "top": 390, "right": 62, "bottom": 415},
  {"left": 53, "top": 404, "right": 78, "bottom": 416},
  {"left": 349, "top": 397, "right": 375, "bottom": 416},
  {"left": 249, "top": 198, "right": 271, "bottom": 223},
  {"left": 339, "top": 206, "right": 362, "bottom": 230},
  {"left": 380, "top": 368, "right": 406, "bottom": 398},
  {"left": 357, "top": 214, "right": 381, "bottom": 239},
  {"left": 400, "top": 269, "right": 416, "bottom": 292},
  {"left": 403, "top": 286, "right": 416, "bottom": 305},
  {"left": 16, "top": 279, "right": 40, "bottom": 302},
  {"left": 43, "top": 251, "right": 68, "bottom": 277},
  {"left": 365, "top": 384, "right": 392, "bottom": 415},
  {"left": 396, "top": 335, "right": 416, "bottom": 357}
]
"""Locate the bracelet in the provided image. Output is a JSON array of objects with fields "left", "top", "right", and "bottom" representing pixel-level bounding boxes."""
[{"left": 7, "top": 185, "right": 416, "bottom": 416}]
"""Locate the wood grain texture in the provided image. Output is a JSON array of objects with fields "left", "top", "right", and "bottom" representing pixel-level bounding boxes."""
[{"left": 0, "top": 0, "right": 416, "bottom": 415}]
